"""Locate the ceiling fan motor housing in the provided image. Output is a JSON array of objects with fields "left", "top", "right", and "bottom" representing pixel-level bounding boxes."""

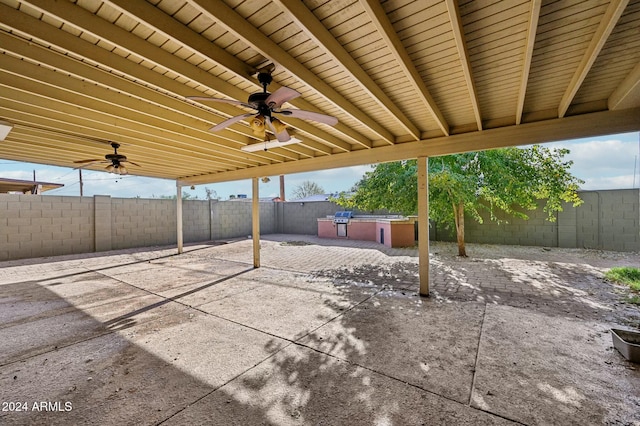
[
  {"left": 248, "top": 92, "right": 271, "bottom": 106},
  {"left": 105, "top": 153, "right": 127, "bottom": 162}
]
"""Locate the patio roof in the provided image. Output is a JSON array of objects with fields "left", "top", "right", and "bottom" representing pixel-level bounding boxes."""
[{"left": 0, "top": 0, "right": 639, "bottom": 186}]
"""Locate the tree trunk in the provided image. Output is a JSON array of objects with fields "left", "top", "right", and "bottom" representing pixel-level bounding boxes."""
[{"left": 452, "top": 202, "right": 467, "bottom": 257}]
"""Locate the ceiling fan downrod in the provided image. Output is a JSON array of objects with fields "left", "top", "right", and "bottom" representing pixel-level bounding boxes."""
[{"left": 257, "top": 71, "right": 273, "bottom": 93}]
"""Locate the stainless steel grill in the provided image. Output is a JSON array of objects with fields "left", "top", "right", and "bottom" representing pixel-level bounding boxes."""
[{"left": 333, "top": 211, "right": 353, "bottom": 224}]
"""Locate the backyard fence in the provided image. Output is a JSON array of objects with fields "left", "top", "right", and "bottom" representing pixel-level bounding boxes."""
[{"left": 1, "top": 189, "right": 638, "bottom": 261}]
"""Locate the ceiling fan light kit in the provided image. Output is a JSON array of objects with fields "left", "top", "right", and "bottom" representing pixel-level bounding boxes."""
[
  {"left": 251, "top": 115, "right": 266, "bottom": 137},
  {"left": 270, "top": 118, "right": 287, "bottom": 134}
]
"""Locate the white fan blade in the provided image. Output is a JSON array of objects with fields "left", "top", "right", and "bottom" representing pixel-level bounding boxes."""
[
  {"left": 73, "top": 159, "right": 103, "bottom": 164},
  {"left": 187, "top": 96, "right": 254, "bottom": 110},
  {"left": 266, "top": 87, "right": 300, "bottom": 109},
  {"left": 210, "top": 113, "right": 255, "bottom": 132},
  {"left": 265, "top": 117, "right": 291, "bottom": 142},
  {"left": 277, "top": 109, "right": 338, "bottom": 126},
  {"left": 72, "top": 160, "right": 108, "bottom": 170}
]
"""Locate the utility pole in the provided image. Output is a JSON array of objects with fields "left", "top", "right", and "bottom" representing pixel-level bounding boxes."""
[
  {"left": 79, "top": 169, "right": 84, "bottom": 197},
  {"left": 32, "top": 170, "right": 37, "bottom": 194}
]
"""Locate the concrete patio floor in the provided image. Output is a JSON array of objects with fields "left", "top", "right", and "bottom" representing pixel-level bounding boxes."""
[{"left": 1, "top": 235, "right": 639, "bottom": 425}]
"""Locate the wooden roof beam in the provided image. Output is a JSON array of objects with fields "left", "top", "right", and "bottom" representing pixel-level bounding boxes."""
[
  {"left": 275, "top": 0, "right": 420, "bottom": 142},
  {"left": 19, "top": 0, "right": 253, "bottom": 108},
  {"left": 0, "top": 106, "right": 236, "bottom": 174},
  {"left": 106, "top": 0, "right": 255, "bottom": 80},
  {"left": 0, "top": 37, "right": 292, "bottom": 168},
  {"left": 17, "top": 1, "right": 322, "bottom": 160},
  {"left": 4, "top": 3, "right": 322, "bottom": 161},
  {"left": 360, "top": 0, "right": 450, "bottom": 137},
  {"left": 445, "top": 0, "right": 482, "bottom": 131},
  {"left": 0, "top": 29, "right": 288, "bottom": 163},
  {"left": 105, "top": 0, "right": 356, "bottom": 153},
  {"left": 558, "top": 0, "right": 629, "bottom": 118},
  {"left": 3, "top": 134, "right": 226, "bottom": 176},
  {"left": 14, "top": 1, "right": 253, "bottom": 136},
  {"left": 608, "top": 61, "right": 640, "bottom": 110},
  {"left": 189, "top": 0, "right": 392, "bottom": 147},
  {"left": 516, "top": 0, "right": 541, "bottom": 125}
]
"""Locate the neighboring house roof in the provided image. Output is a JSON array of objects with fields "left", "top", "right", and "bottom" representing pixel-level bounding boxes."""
[
  {"left": 227, "top": 196, "right": 282, "bottom": 202},
  {"left": 293, "top": 193, "right": 338, "bottom": 202},
  {"left": 0, "top": 178, "right": 64, "bottom": 194}
]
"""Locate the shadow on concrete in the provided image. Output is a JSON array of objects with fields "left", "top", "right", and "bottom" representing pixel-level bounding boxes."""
[
  {"left": 1, "top": 260, "right": 506, "bottom": 425},
  {"left": 0, "top": 281, "right": 222, "bottom": 425},
  {"left": 0, "top": 240, "right": 224, "bottom": 269},
  {"left": 102, "top": 268, "right": 253, "bottom": 332},
  {"left": 161, "top": 272, "right": 512, "bottom": 425}
]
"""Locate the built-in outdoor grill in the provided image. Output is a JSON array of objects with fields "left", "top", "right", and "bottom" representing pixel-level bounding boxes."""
[
  {"left": 333, "top": 211, "right": 353, "bottom": 237},
  {"left": 318, "top": 213, "right": 418, "bottom": 247},
  {"left": 333, "top": 211, "right": 353, "bottom": 224}
]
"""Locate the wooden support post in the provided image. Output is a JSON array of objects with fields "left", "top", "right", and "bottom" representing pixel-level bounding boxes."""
[
  {"left": 176, "top": 182, "right": 183, "bottom": 254},
  {"left": 252, "top": 177, "right": 260, "bottom": 268},
  {"left": 417, "top": 156, "right": 430, "bottom": 296},
  {"left": 279, "top": 175, "right": 285, "bottom": 201}
]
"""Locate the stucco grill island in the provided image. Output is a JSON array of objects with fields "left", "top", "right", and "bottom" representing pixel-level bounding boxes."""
[{"left": 318, "top": 213, "right": 417, "bottom": 248}]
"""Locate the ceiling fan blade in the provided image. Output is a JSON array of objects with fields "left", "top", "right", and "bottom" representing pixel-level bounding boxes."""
[
  {"left": 266, "top": 117, "right": 291, "bottom": 142},
  {"left": 73, "top": 160, "right": 108, "bottom": 170},
  {"left": 73, "top": 159, "right": 103, "bottom": 164},
  {"left": 124, "top": 160, "right": 141, "bottom": 167},
  {"left": 187, "top": 96, "right": 254, "bottom": 109},
  {"left": 210, "top": 113, "right": 256, "bottom": 132},
  {"left": 277, "top": 109, "right": 338, "bottom": 126},
  {"left": 266, "top": 87, "right": 300, "bottom": 109}
]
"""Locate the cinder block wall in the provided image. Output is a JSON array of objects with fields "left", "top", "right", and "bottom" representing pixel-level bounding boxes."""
[
  {"left": 183, "top": 199, "right": 211, "bottom": 242},
  {"left": 110, "top": 197, "right": 177, "bottom": 250},
  {"left": 431, "top": 200, "right": 558, "bottom": 247},
  {"left": 1, "top": 189, "right": 638, "bottom": 261},
  {"left": 0, "top": 195, "right": 280, "bottom": 261},
  {"left": 431, "top": 189, "right": 640, "bottom": 251},
  {"left": 0, "top": 194, "right": 94, "bottom": 260},
  {"left": 277, "top": 201, "right": 344, "bottom": 235},
  {"left": 575, "top": 189, "right": 640, "bottom": 252},
  {"left": 210, "top": 200, "right": 276, "bottom": 239}
]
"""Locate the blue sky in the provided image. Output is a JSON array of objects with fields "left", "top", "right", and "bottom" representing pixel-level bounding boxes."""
[{"left": 1, "top": 131, "right": 639, "bottom": 200}]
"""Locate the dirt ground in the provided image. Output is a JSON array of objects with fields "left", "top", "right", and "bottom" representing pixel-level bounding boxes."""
[{"left": 314, "top": 241, "right": 640, "bottom": 328}]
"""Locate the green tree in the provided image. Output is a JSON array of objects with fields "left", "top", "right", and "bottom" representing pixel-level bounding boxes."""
[
  {"left": 334, "top": 146, "right": 584, "bottom": 256},
  {"left": 291, "top": 180, "right": 325, "bottom": 199},
  {"left": 158, "top": 191, "right": 196, "bottom": 200}
]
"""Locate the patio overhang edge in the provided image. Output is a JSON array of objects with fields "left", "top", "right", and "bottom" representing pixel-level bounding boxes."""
[{"left": 180, "top": 107, "right": 640, "bottom": 185}]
